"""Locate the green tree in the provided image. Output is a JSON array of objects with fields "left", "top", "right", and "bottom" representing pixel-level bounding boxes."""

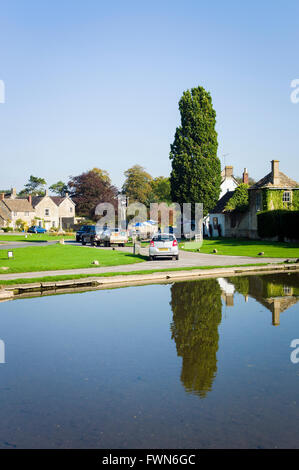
[
  {"left": 170, "top": 279, "right": 222, "bottom": 398},
  {"left": 225, "top": 183, "right": 249, "bottom": 212},
  {"left": 91, "top": 168, "right": 111, "bottom": 184},
  {"left": 170, "top": 86, "right": 221, "bottom": 216},
  {"left": 149, "top": 176, "right": 172, "bottom": 203},
  {"left": 49, "top": 181, "right": 68, "bottom": 196},
  {"left": 122, "top": 165, "right": 153, "bottom": 205},
  {"left": 19, "top": 175, "right": 47, "bottom": 196}
]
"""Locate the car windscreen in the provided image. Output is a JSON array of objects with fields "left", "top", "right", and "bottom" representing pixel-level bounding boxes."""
[{"left": 153, "top": 235, "right": 174, "bottom": 242}]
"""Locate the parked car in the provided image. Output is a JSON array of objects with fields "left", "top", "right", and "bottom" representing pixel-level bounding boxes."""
[
  {"left": 76, "top": 224, "right": 92, "bottom": 242},
  {"left": 101, "top": 227, "right": 128, "bottom": 247},
  {"left": 149, "top": 233, "right": 179, "bottom": 261},
  {"left": 82, "top": 226, "right": 128, "bottom": 247},
  {"left": 28, "top": 225, "right": 47, "bottom": 234},
  {"left": 81, "top": 225, "right": 103, "bottom": 246}
]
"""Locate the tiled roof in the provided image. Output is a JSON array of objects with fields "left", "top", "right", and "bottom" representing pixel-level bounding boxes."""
[
  {"left": 250, "top": 172, "right": 299, "bottom": 190},
  {"left": 210, "top": 191, "right": 235, "bottom": 214},
  {"left": 0, "top": 202, "right": 10, "bottom": 220},
  {"left": 31, "top": 195, "right": 75, "bottom": 207},
  {"left": 2, "top": 198, "right": 34, "bottom": 212}
]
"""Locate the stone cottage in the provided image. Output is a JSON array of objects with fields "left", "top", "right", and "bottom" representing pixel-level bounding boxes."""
[
  {"left": 0, "top": 192, "right": 35, "bottom": 229},
  {"left": 209, "top": 161, "right": 299, "bottom": 239},
  {"left": 0, "top": 188, "right": 76, "bottom": 230}
]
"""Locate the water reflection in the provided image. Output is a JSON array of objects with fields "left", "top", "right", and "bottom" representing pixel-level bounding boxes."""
[
  {"left": 170, "top": 273, "right": 299, "bottom": 398},
  {"left": 170, "top": 278, "right": 222, "bottom": 398},
  {"left": 227, "top": 273, "right": 299, "bottom": 326}
]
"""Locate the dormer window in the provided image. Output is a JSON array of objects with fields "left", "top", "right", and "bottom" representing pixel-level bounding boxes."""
[{"left": 283, "top": 191, "right": 291, "bottom": 203}]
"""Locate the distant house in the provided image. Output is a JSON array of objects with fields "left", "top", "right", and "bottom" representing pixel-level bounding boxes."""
[
  {"left": 0, "top": 191, "right": 35, "bottom": 229},
  {"left": 31, "top": 190, "right": 76, "bottom": 230},
  {"left": 209, "top": 161, "right": 299, "bottom": 239},
  {"left": 219, "top": 165, "right": 239, "bottom": 198},
  {"left": 208, "top": 168, "right": 248, "bottom": 237},
  {"left": 246, "top": 160, "right": 299, "bottom": 238},
  {"left": 0, "top": 188, "right": 76, "bottom": 230},
  {"left": 204, "top": 165, "right": 239, "bottom": 236}
]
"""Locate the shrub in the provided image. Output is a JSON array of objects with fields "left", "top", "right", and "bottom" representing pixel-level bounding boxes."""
[
  {"left": 257, "top": 210, "right": 299, "bottom": 241},
  {"left": 225, "top": 184, "right": 249, "bottom": 212}
]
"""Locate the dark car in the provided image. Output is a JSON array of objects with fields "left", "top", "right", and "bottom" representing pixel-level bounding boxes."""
[
  {"left": 81, "top": 225, "right": 105, "bottom": 246},
  {"left": 76, "top": 225, "right": 92, "bottom": 242},
  {"left": 28, "top": 225, "right": 47, "bottom": 234}
]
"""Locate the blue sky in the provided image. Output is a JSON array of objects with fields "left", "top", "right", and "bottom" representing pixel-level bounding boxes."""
[{"left": 0, "top": 0, "right": 298, "bottom": 191}]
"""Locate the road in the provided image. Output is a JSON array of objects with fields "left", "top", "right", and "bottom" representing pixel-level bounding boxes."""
[{"left": 0, "top": 240, "right": 285, "bottom": 281}]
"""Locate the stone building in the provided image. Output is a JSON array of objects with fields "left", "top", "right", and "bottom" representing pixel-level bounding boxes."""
[
  {"left": 209, "top": 161, "right": 299, "bottom": 239},
  {"left": 0, "top": 188, "right": 76, "bottom": 230}
]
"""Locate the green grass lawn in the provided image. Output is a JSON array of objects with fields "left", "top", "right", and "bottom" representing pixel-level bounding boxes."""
[
  {"left": 0, "top": 244, "right": 145, "bottom": 273},
  {"left": 0, "top": 233, "right": 75, "bottom": 242},
  {"left": 0, "top": 263, "right": 271, "bottom": 286},
  {"left": 181, "top": 238, "right": 299, "bottom": 258}
]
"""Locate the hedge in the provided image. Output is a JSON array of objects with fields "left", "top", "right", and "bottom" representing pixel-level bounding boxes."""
[{"left": 257, "top": 210, "right": 299, "bottom": 241}]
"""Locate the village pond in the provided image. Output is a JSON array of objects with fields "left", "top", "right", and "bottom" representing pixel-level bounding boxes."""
[{"left": 0, "top": 272, "right": 299, "bottom": 448}]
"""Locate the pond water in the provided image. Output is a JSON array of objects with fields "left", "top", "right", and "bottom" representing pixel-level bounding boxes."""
[{"left": 0, "top": 272, "right": 299, "bottom": 448}]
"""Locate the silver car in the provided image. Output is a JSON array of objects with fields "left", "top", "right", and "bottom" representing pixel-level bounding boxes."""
[{"left": 149, "top": 233, "right": 179, "bottom": 261}]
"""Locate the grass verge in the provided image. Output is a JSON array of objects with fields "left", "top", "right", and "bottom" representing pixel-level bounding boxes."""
[
  {"left": 0, "top": 263, "right": 272, "bottom": 286},
  {"left": 180, "top": 238, "right": 299, "bottom": 258},
  {"left": 0, "top": 244, "right": 146, "bottom": 273}
]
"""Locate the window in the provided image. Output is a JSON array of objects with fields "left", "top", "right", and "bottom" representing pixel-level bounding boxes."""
[
  {"left": 283, "top": 191, "right": 291, "bottom": 203},
  {"left": 70, "top": 207, "right": 73, "bottom": 213},
  {"left": 256, "top": 193, "right": 262, "bottom": 212},
  {"left": 45, "top": 208, "right": 50, "bottom": 216},
  {"left": 13, "top": 212, "right": 18, "bottom": 216},
  {"left": 213, "top": 217, "right": 218, "bottom": 229},
  {"left": 283, "top": 286, "right": 292, "bottom": 295},
  {"left": 25, "top": 212, "right": 29, "bottom": 216}
]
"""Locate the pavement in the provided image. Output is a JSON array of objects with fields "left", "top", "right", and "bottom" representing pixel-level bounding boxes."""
[{"left": 0, "top": 240, "right": 286, "bottom": 281}]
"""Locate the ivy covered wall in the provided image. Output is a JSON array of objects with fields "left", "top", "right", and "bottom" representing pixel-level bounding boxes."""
[{"left": 262, "top": 189, "right": 299, "bottom": 211}]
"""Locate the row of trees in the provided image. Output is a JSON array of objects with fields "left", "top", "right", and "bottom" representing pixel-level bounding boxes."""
[
  {"left": 11, "top": 85, "right": 240, "bottom": 221},
  {"left": 15, "top": 166, "right": 171, "bottom": 219}
]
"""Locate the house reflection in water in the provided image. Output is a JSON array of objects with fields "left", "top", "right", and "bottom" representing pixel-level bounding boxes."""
[
  {"left": 170, "top": 273, "right": 299, "bottom": 398},
  {"left": 227, "top": 273, "right": 299, "bottom": 326}
]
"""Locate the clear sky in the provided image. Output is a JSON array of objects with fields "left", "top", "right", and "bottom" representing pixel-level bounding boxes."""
[{"left": 0, "top": 0, "right": 298, "bottom": 192}]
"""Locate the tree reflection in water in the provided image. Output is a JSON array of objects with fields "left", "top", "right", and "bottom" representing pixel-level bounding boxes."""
[{"left": 170, "top": 279, "right": 222, "bottom": 398}]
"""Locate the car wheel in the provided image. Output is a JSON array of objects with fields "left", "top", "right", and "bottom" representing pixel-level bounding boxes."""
[
  {"left": 176, "top": 255, "right": 179, "bottom": 260},
  {"left": 149, "top": 256, "right": 154, "bottom": 261},
  {"left": 82, "top": 238, "right": 86, "bottom": 246},
  {"left": 172, "top": 255, "right": 177, "bottom": 261}
]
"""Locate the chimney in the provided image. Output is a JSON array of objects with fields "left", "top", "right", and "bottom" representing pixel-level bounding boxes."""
[
  {"left": 65, "top": 192, "right": 69, "bottom": 197},
  {"left": 28, "top": 195, "right": 32, "bottom": 205},
  {"left": 243, "top": 168, "right": 249, "bottom": 185},
  {"left": 45, "top": 189, "right": 49, "bottom": 196},
  {"left": 11, "top": 187, "right": 17, "bottom": 199},
  {"left": 225, "top": 166, "right": 233, "bottom": 178},
  {"left": 0, "top": 193, "right": 4, "bottom": 201},
  {"left": 271, "top": 160, "right": 280, "bottom": 186}
]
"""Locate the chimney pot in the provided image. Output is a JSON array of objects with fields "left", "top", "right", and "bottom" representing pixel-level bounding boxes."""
[
  {"left": 28, "top": 195, "right": 32, "bottom": 205},
  {"left": 11, "top": 187, "right": 17, "bottom": 199}
]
